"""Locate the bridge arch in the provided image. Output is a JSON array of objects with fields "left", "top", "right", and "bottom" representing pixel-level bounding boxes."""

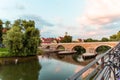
[
  {"left": 56, "top": 45, "right": 65, "bottom": 50},
  {"left": 95, "top": 45, "right": 111, "bottom": 54},
  {"left": 72, "top": 45, "right": 86, "bottom": 54},
  {"left": 95, "top": 44, "right": 113, "bottom": 50}
]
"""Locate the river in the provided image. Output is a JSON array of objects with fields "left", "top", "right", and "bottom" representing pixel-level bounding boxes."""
[{"left": 0, "top": 54, "right": 94, "bottom": 80}]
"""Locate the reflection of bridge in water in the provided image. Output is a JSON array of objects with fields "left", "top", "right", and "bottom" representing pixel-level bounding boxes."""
[
  {"left": 42, "top": 53, "right": 96, "bottom": 78},
  {"left": 41, "top": 42, "right": 118, "bottom": 54},
  {"left": 43, "top": 53, "right": 94, "bottom": 66}
]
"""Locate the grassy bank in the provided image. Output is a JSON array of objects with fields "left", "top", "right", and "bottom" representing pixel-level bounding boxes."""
[
  {"left": 0, "top": 48, "right": 44, "bottom": 57},
  {"left": 0, "top": 48, "right": 10, "bottom": 57}
]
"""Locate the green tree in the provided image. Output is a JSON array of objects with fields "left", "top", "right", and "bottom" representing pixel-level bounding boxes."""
[
  {"left": 61, "top": 35, "right": 72, "bottom": 43},
  {"left": 60, "top": 32, "right": 72, "bottom": 43},
  {"left": 101, "top": 37, "right": 109, "bottom": 42},
  {"left": 4, "top": 26, "right": 23, "bottom": 56},
  {"left": 23, "top": 27, "right": 40, "bottom": 55},
  {"left": 3, "top": 19, "right": 40, "bottom": 56},
  {"left": 109, "top": 31, "right": 120, "bottom": 41},
  {"left": 5, "top": 21, "right": 11, "bottom": 29},
  {"left": 84, "top": 38, "right": 99, "bottom": 42},
  {"left": 13, "top": 19, "right": 22, "bottom": 27},
  {"left": 116, "top": 31, "right": 120, "bottom": 41},
  {"left": 22, "top": 20, "right": 35, "bottom": 29},
  {"left": 0, "top": 20, "right": 3, "bottom": 44},
  {"left": 110, "top": 34, "right": 117, "bottom": 41},
  {"left": 84, "top": 38, "right": 93, "bottom": 42}
]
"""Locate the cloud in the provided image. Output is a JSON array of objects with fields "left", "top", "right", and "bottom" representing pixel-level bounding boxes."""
[
  {"left": 0, "top": 0, "right": 14, "bottom": 10},
  {"left": 41, "top": 24, "right": 87, "bottom": 39},
  {"left": 77, "top": 0, "right": 120, "bottom": 25},
  {"left": 41, "top": 25, "right": 66, "bottom": 38},
  {"left": 74, "top": 0, "right": 120, "bottom": 39},
  {"left": 15, "top": 3, "right": 26, "bottom": 10},
  {"left": 20, "top": 15, "right": 54, "bottom": 29},
  {"left": 41, "top": 22, "right": 114, "bottom": 39},
  {"left": 0, "top": 0, "right": 25, "bottom": 10},
  {"left": 0, "top": 0, "right": 27, "bottom": 19}
]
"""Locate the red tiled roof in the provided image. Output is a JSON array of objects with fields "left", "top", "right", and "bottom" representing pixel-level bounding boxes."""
[
  {"left": 41, "top": 37, "right": 57, "bottom": 43},
  {"left": 2, "top": 28, "right": 7, "bottom": 33}
]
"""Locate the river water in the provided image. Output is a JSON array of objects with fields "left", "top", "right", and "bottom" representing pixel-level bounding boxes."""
[{"left": 0, "top": 54, "right": 93, "bottom": 80}]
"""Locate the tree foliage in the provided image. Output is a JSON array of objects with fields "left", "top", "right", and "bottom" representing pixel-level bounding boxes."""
[
  {"left": 110, "top": 31, "right": 120, "bottom": 41},
  {"left": 60, "top": 35, "right": 72, "bottom": 43},
  {"left": 3, "top": 19, "right": 40, "bottom": 56},
  {"left": 84, "top": 38, "right": 99, "bottom": 42},
  {"left": 4, "top": 26, "right": 23, "bottom": 56},
  {"left": 101, "top": 37, "right": 109, "bottom": 42},
  {"left": 5, "top": 21, "right": 11, "bottom": 29}
]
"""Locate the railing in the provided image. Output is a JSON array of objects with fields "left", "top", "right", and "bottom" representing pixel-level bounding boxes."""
[{"left": 67, "top": 42, "right": 120, "bottom": 80}]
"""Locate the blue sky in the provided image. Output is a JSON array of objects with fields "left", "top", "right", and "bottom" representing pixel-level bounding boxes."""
[{"left": 0, "top": 0, "right": 120, "bottom": 40}]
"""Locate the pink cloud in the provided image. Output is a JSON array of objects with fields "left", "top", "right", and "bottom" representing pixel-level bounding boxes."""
[
  {"left": 81, "top": 29, "right": 113, "bottom": 39},
  {"left": 78, "top": 0, "right": 120, "bottom": 25}
]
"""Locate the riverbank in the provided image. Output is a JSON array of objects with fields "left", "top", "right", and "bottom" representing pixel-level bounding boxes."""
[
  {"left": 0, "top": 48, "right": 43, "bottom": 65},
  {"left": 0, "top": 48, "right": 43, "bottom": 57},
  {"left": 0, "top": 55, "right": 38, "bottom": 65}
]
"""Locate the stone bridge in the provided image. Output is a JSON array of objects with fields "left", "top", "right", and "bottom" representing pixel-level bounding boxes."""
[{"left": 41, "top": 42, "right": 118, "bottom": 54}]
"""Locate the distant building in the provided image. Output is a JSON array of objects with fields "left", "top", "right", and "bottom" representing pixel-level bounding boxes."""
[
  {"left": 41, "top": 37, "right": 84, "bottom": 43},
  {"left": 72, "top": 38, "right": 84, "bottom": 43},
  {"left": 41, "top": 37, "right": 58, "bottom": 43},
  {"left": 41, "top": 36, "right": 65, "bottom": 43},
  {"left": 78, "top": 38, "right": 84, "bottom": 42},
  {"left": 57, "top": 37, "right": 64, "bottom": 43}
]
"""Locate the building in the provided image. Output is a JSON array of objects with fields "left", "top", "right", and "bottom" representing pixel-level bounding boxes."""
[{"left": 41, "top": 37, "right": 58, "bottom": 43}]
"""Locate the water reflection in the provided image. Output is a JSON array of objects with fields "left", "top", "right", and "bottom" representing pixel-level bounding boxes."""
[
  {"left": 0, "top": 54, "right": 94, "bottom": 80},
  {"left": 39, "top": 53, "right": 95, "bottom": 80},
  {"left": 46, "top": 53, "right": 94, "bottom": 65},
  {"left": 0, "top": 56, "right": 41, "bottom": 80},
  {"left": 38, "top": 56, "right": 79, "bottom": 80}
]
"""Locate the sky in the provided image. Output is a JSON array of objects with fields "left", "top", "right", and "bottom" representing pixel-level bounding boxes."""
[{"left": 0, "top": 0, "right": 120, "bottom": 40}]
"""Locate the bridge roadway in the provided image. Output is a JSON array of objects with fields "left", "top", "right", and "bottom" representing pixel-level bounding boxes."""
[{"left": 41, "top": 42, "right": 118, "bottom": 54}]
